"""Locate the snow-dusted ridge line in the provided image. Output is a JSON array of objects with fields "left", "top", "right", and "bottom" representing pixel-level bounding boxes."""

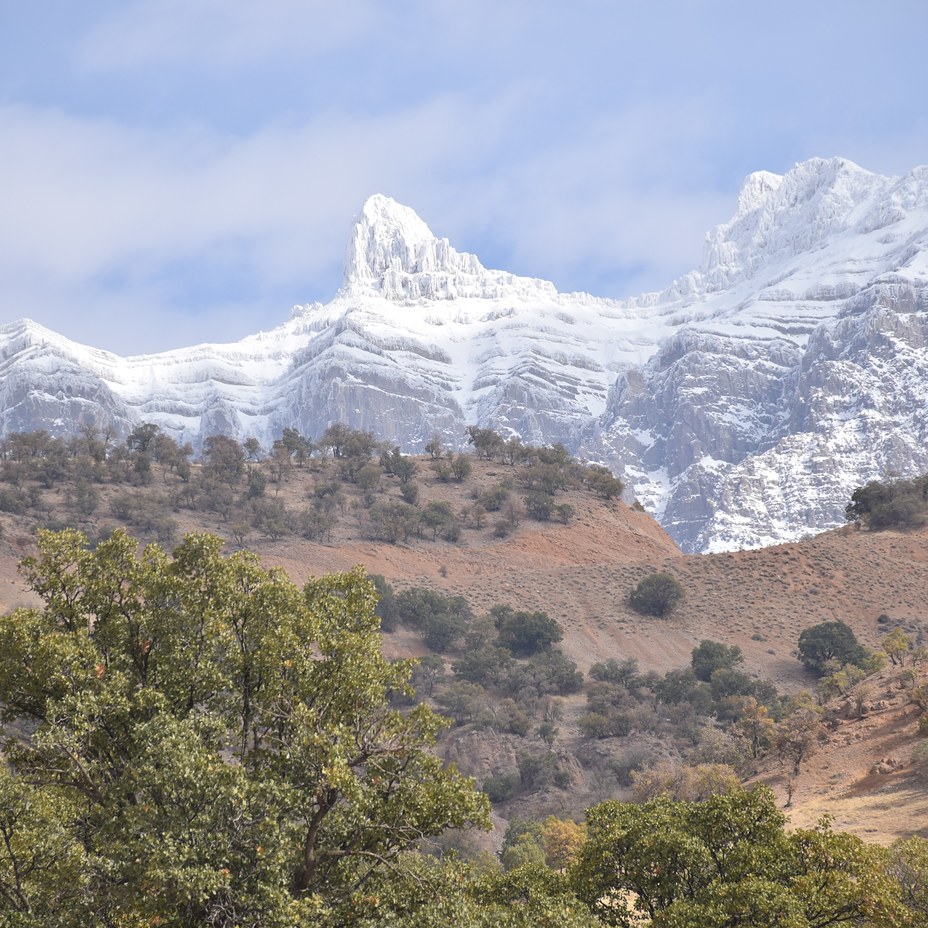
[{"left": 2, "top": 156, "right": 928, "bottom": 553}]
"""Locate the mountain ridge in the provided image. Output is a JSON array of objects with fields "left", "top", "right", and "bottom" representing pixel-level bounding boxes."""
[{"left": 2, "top": 156, "right": 927, "bottom": 552}]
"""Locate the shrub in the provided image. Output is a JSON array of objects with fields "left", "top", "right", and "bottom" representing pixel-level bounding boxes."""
[
  {"left": 399, "top": 480, "right": 420, "bottom": 505},
  {"left": 629, "top": 572, "right": 684, "bottom": 617},
  {"left": 518, "top": 751, "right": 559, "bottom": 791},
  {"left": 450, "top": 454, "right": 473, "bottom": 482},
  {"left": 0, "top": 487, "right": 30, "bottom": 514},
  {"left": 494, "top": 699, "right": 532, "bottom": 736},
  {"left": 297, "top": 503, "right": 337, "bottom": 542},
  {"left": 654, "top": 669, "right": 713, "bottom": 714},
  {"left": 436, "top": 681, "right": 488, "bottom": 725},
  {"left": 369, "top": 574, "right": 397, "bottom": 631},
  {"left": 483, "top": 773, "right": 522, "bottom": 804},
  {"left": 452, "top": 646, "right": 513, "bottom": 686},
  {"left": 585, "top": 681, "right": 634, "bottom": 716},
  {"left": 394, "top": 588, "right": 474, "bottom": 652},
  {"left": 631, "top": 761, "right": 741, "bottom": 802},
  {"left": 585, "top": 464, "right": 624, "bottom": 499},
  {"left": 366, "top": 501, "right": 419, "bottom": 543},
  {"left": 691, "top": 640, "right": 744, "bottom": 682},
  {"left": 480, "top": 484, "right": 510, "bottom": 512},
  {"left": 421, "top": 501, "right": 455, "bottom": 539},
  {"left": 410, "top": 654, "right": 446, "bottom": 698},
  {"left": 251, "top": 497, "right": 291, "bottom": 539},
  {"left": 496, "top": 608, "right": 564, "bottom": 657},
  {"left": 580, "top": 710, "right": 632, "bottom": 739},
  {"left": 523, "top": 490, "right": 555, "bottom": 521},
  {"left": 501, "top": 649, "right": 583, "bottom": 697},
  {"left": 589, "top": 657, "right": 643, "bottom": 692},
  {"left": 846, "top": 476, "right": 928, "bottom": 529},
  {"left": 356, "top": 463, "right": 382, "bottom": 492}
]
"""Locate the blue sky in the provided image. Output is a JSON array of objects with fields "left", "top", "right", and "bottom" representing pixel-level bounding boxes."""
[{"left": 1, "top": 0, "right": 926, "bottom": 354}]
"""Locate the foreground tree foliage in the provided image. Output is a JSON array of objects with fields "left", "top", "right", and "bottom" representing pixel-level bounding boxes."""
[
  {"left": 0, "top": 529, "right": 489, "bottom": 927},
  {"left": 571, "top": 787, "right": 906, "bottom": 928}
]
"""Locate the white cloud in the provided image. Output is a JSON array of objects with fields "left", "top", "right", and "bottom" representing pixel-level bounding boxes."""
[
  {"left": 5, "top": 0, "right": 928, "bottom": 355},
  {"left": 0, "top": 91, "right": 527, "bottom": 351},
  {"left": 0, "top": 87, "right": 740, "bottom": 354},
  {"left": 425, "top": 99, "right": 736, "bottom": 297}
]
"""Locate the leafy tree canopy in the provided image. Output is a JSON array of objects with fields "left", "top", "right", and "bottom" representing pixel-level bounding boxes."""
[
  {"left": 495, "top": 607, "right": 564, "bottom": 657},
  {"left": 571, "top": 787, "right": 905, "bottom": 928},
  {"left": 0, "top": 529, "right": 488, "bottom": 926},
  {"left": 846, "top": 475, "right": 928, "bottom": 530},
  {"left": 797, "top": 620, "right": 867, "bottom": 675}
]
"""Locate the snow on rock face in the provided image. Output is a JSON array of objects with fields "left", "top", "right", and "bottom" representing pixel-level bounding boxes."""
[
  {"left": 2, "top": 159, "right": 928, "bottom": 553},
  {"left": 342, "top": 194, "right": 559, "bottom": 302}
]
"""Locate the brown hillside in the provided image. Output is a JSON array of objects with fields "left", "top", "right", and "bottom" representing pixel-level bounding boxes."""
[
  {"left": 267, "top": 518, "right": 928, "bottom": 694},
  {"left": 2, "top": 456, "right": 927, "bottom": 687},
  {"left": 751, "top": 663, "right": 928, "bottom": 845},
  {"left": 3, "top": 449, "right": 928, "bottom": 842}
]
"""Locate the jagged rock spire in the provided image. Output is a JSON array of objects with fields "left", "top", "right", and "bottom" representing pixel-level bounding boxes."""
[{"left": 342, "top": 194, "right": 491, "bottom": 300}]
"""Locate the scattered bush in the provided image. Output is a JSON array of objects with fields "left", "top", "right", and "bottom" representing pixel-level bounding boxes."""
[
  {"left": 629, "top": 572, "right": 684, "bottom": 618},
  {"left": 495, "top": 607, "right": 564, "bottom": 657},
  {"left": 483, "top": 773, "right": 522, "bottom": 804},
  {"left": 846, "top": 475, "right": 928, "bottom": 530},
  {"left": 691, "top": 640, "right": 744, "bottom": 682}
]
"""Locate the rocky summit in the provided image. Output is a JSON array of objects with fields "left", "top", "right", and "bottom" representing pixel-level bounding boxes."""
[{"left": 2, "top": 157, "right": 927, "bottom": 553}]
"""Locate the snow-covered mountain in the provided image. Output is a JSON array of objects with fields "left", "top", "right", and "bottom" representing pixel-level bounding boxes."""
[{"left": 2, "top": 157, "right": 927, "bottom": 553}]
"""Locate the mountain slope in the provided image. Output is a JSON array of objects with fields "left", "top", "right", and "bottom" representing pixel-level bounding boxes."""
[{"left": 2, "top": 158, "right": 928, "bottom": 552}]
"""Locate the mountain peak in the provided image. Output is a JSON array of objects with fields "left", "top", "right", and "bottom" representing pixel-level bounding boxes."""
[
  {"left": 342, "top": 194, "right": 499, "bottom": 301},
  {"left": 344, "top": 194, "right": 439, "bottom": 287},
  {"left": 735, "top": 170, "right": 783, "bottom": 216},
  {"left": 692, "top": 156, "right": 890, "bottom": 292}
]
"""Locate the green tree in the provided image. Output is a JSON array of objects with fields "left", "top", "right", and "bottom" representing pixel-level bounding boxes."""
[
  {"left": 341, "top": 857, "right": 598, "bottom": 928},
  {"left": 691, "top": 639, "right": 744, "bottom": 682},
  {"left": 496, "top": 608, "right": 564, "bottom": 657},
  {"left": 629, "top": 572, "right": 684, "bottom": 618},
  {"left": 274, "top": 427, "right": 313, "bottom": 466},
  {"left": 775, "top": 700, "right": 824, "bottom": 779},
  {"left": 367, "top": 501, "right": 420, "bottom": 543},
  {"left": 126, "top": 421, "right": 161, "bottom": 454},
  {"left": 0, "top": 762, "right": 90, "bottom": 926},
  {"left": 369, "top": 573, "right": 397, "bottom": 630},
  {"left": 732, "top": 696, "right": 776, "bottom": 758},
  {"left": 889, "top": 836, "right": 928, "bottom": 922},
  {"left": 465, "top": 426, "right": 505, "bottom": 460},
  {"left": 422, "top": 500, "right": 455, "bottom": 539},
  {"left": 797, "top": 621, "right": 866, "bottom": 675},
  {"left": 394, "top": 587, "right": 474, "bottom": 652},
  {"left": 882, "top": 628, "right": 912, "bottom": 666},
  {"left": 522, "top": 490, "right": 556, "bottom": 521},
  {"left": 589, "top": 658, "right": 643, "bottom": 694},
  {"left": 453, "top": 646, "right": 513, "bottom": 686},
  {"left": 571, "top": 787, "right": 904, "bottom": 928},
  {"left": 584, "top": 464, "right": 624, "bottom": 500},
  {"left": 202, "top": 433, "right": 246, "bottom": 488},
  {"left": 846, "top": 476, "right": 928, "bottom": 530},
  {"left": 0, "top": 529, "right": 488, "bottom": 926}
]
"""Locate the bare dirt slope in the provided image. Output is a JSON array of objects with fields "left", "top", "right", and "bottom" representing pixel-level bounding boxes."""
[{"left": 753, "top": 664, "right": 928, "bottom": 844}]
